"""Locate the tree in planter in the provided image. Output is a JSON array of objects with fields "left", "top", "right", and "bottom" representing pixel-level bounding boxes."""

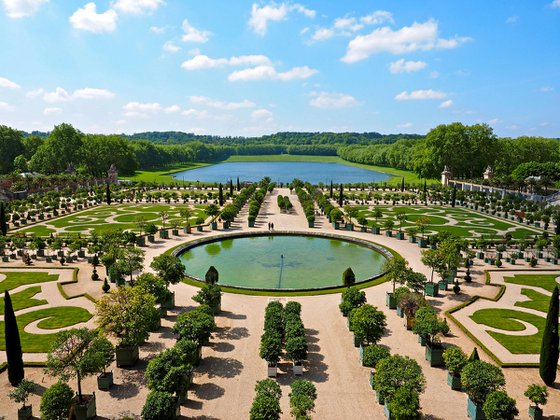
[
  {"left": 351, "top": 304, "right": 387, "bottom": 346},
  {"left": 179, "top": 208, "right": 193, "bottom": 229},
  {"left": 44, "top": 328, "right": 114, "bottom": 405},
  {"left": 205, "top": 266, "right": 219, "bottom": 284},
  {"left": 135, "top": 273, "right": 172, "bottom": 307},
  {"left": 141, "top": 391, "right": 178, "bottom": 420},
  {"left": 173, "top": 305, "right": 216, "bottom": 345},
  {"left": 539, "top": 285, "right": 559, "bottom": 386},
  {"left": 374, "top": 355, "right": 426, "bottom": 404},
  {"left": 461, "top": 360, "right": 505, "bottom": 408},
  {"left": 4, "top": 290, "right": 24, "bottom": 386},
  {"left": 255, "top": 378, "right": 282, "bottom": 400},
  {"left": 405, "top": 271, "right": 428, "bottom": 295},
  {"left": 145, "top": 348, "right": 192, "bottom": 398},
  {"left": 421, "top": 248, "right": 444, "bottom": 285},
  {"left": 395, "top": 209, "right": 407, "bottom": 233},
  {"left": 0, "top": 202, "right": 7, "bottom": 235},
  {"left": 412, "top": 306, "right": 449, "bottom": 348},
  {"left": 443, "top": 347, "right": 468, "bottom": 389},
  {"left": 289, "top": 379, "right": 317, "bottom": 420},
  {"left": 383, "top": 255, "right": 409, "bottom": 293},
  {"left": 102, "top": 278, "right": 110, "bottom": 293},
  {"left": 206, "top": 203, "right": 220, "bottom": 220},
  {"left": 145, "top": 222, "right": 158, "bottom": 236},
  {"left": 95, "top": 286, "right": 158, "bottom": 355},
  {"left": 174, "top": 338, "right": 201, "bottom": 366},
  {"left": 259, "top": 331, "right": 282, "bottom": 367},
  {"left": 151, "top": 254, "right": 186, "bottom": 290},
  {"left": 342, "top": 267, "right": 355, "bottom": 286},
  {"left": 524, "top": 384, "right": 548, "bottom": 418},
  {"left": 483, "top": 390, "right": 518, "bottom": 420},
  {"left": 250, "top": 379, "right": 282, "bottom": 420},
  {"left": 387, "top": 385, "right": 421, "bottom": 420},
  {"left": 285, "top": 335, "right": 308, "bottom": 364},
  {"left": 118, "top": 246, "right": 145, "bottom": 283},
  {"left": 9, "top": 379, "right": 35, "bottom": 418},
  {"left": 362, "top": 344, "right": 390, "bottom": 368},
  {"left": 40, "top": 381, "right": 74, "bottom": 420},
  {"left": 339, "top": 286, "right": 366, "bottom": 317},
  {"left": 192, "top": 283, "right": 222, "bottom": 313},
  {"left": 383, "top": 218, "right": 395, "bottom": 233}
]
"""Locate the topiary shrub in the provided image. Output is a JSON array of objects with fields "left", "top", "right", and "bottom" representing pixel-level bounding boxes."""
[
  {"left": 350, "top": 304, "right": 387, "bottom": 346},
  {"left": 483, "top": 390, "right": 518, "bottom": 420},
  {"left": 461, "top": 360, "right": 505, "bottom": 405},
  {"left": 40, "top": 381, "right": 74, "bottom": 420},
  {"left": 141, "top": 391, "right": 177, "bottom": 420},
  {"left": 342, "top": 267, "right": 356, "bottom": 286},
  {"left": 339, "top": 286, "right": 366, "bottom": 317},
  {"left": 387, "top": 386, "right": 420, "bottom": 419},
  {"left": 362, "top": 344, "right": 390, "bottom": 368}
]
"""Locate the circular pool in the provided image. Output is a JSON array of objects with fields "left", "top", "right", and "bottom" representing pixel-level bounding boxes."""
[{"left": 174, "top": 233, "right": 390, "bottom": 291}]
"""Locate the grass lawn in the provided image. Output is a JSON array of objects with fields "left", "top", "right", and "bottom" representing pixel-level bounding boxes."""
[
  {"left": 119, "top": 162, "right": 212, "bottom": 184},
  {"left": 0, "top": 286, "right": 46, "bottom": 315},
  {"left": 516, "top": 289, "right": 551, "bottom": 313},
  {"left": 504, "top": 274, "right": 560, "bottom": 292},
  {"left": 0, "top": 306, "right": 93, "bottom": 353},
  {"left": 470, "top": 308, "right": 546, "bottom": 354},
  {"left": 0, "top": 271, "right": 59, "bottom": 292}
]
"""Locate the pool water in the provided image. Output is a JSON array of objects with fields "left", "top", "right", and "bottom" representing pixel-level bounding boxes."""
[{"left": 178, "top": 234, "right": 388, "bottom": 290}]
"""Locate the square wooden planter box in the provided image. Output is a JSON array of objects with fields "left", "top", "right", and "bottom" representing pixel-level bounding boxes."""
[
  {"left": 97, "top": 371, "right": 113, "bottom": 390},
  {"left": 116, "top": 345, "right": 139, "bottom": 367},
  {"left": 424, "top": 282, "right": 439, "bottom": 297},
  {"left": 447, "top": 372, "right": 462, "bottom": 390},
  {"left": 467, "top": 396, "right": 485, "bottom": 420},
  {"left": 74, "top": 393, "right": 96, "bottom": 420},
  {"left": 425, "top": 344, "right": 444, "bottom": 367},
  {"left": 386, "top": 292, "right": 397, "bottom": 309}
]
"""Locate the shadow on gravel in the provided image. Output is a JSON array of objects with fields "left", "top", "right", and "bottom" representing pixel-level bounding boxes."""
[
  {"left": 220, "top": 310, "right": 247, "bottom": 320},
  {"left": 214, "top": 326, "right": 250, "bottom": 341},
  {"left": 212, "top": 341, "right": 235, "bottom": 353},
  {"left": 202, "top": 356, "right": 243, "bottom": 379},
  {"left": 191, "top": 382, "right": 225, "bottom": 400}
]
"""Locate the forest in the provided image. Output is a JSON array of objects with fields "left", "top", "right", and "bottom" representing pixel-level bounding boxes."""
[{"left": 0, "top": 123, "right": 558, "bottom": 186}]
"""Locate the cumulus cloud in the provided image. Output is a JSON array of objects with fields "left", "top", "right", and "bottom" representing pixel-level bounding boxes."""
[
  {"left": 397, "top": 122, "right": 413, "bottom": 128},
  {"left": 181, "top": 19, "right": 211, "bottom": 43},
  {"left": 389, "top": 59, "right": 427, "bottom": 74},
  {"left": 228, "top": 65, "right": 317, "bottom": 81},
  {"left": 42, "top": 87, "right": 115, "bottom": 102},
  {"left": 69, "top": 2, "right": 117, "bottom": 33},
  {"left": 394, "top": 89, "right": 446, "bottom": 101},
  {"left": 2, "top": 0, "right": 48, "bottom": 18},
  {"left": 181, "top": 54, "right": 270, "bottom": 70},
  {"left": 189, "top": 96, "right": 255, "bottom": 110},
  {"left": 248, "top": 2, "right": 315, "bottom": 35},
  {"left": 251, "top": 108, "right": 273, "bottom": 122},
  {"left": 73, "top": 87, "right": 115, "bottom": 99},
  {"left": 149, "top": 25, "right": 168, "bottom": 34},
  {"left": 551, "top": 0, "right": 560, "bottom": 8},
  {"left": 0, "top": 76, "right": 20, "bottom": 89},
  {"left": 309, "top": 91, "right": 359, "bottom": 108},
  {"left": 181, "top": 108, "right": 208, "bottom": 119},
  {"left": 342, "top": 19, "right": 470, "bottom": 63},
  {"left": 309, "top": 10, "right": 393, "bottom": 43},
  {"left": 123, "top": 101, "right": 162, "bottom": 117},
  {"left": 112, "top": 0, "right": 163, "bottom": 15},
  {"left": 439, "top": 99, "right": 453, "bottom": 108},
  {"left": 163, "top": 41, "right": 181, "bottom": 53},
  {"left": 43, "top": 107, "right": 62, "bottom": 115},
  {"left": 164, "top": 105, "right": 180, "bottom": 113}
]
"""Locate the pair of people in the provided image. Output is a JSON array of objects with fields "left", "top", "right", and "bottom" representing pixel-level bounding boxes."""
[{"left": 267, "top": 222, "right": 275, "bottom": 230}]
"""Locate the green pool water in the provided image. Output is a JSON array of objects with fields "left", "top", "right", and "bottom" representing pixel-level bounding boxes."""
[{"left": 178, "top": 235, "right": 388, "bottom": 290}]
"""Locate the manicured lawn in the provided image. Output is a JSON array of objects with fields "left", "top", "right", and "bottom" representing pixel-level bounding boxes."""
[
  {"left": 0, "top": 286, "right": 46, "bottom": 315},
  {"left": 516, "top": 289, "right": 551, "bottom": 313},
  {"left": 0, "top": 306, "right": 93, "bottom": 353},
  {"left": 470, "top": 308, "right": 546, "bottom": 354},
  {"left": 0, "top": 271, "right": 59, "bottom": 292},
  {"left": 504, "top": 274, "right": 560, "bottom": 293},
  {"left": 119, "top": 162, "right": 212, "bottom": 183}
]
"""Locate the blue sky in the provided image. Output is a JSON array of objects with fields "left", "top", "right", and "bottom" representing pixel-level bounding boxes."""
[{"left": 0, "top": 0, "right": 559, "bottom": 137}]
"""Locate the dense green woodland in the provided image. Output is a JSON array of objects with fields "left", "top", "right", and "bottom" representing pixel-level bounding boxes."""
[{"left": 0, "top": 123, "right": 558, "bottom": 184}]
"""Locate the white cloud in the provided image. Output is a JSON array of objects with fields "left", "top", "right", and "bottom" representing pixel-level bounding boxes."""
[
  {"left": 181, "top": 54, "right": 270, "bottom": 70},
  {"left": 69, "top": 3, "right": 117, "bottom": 33},
  {"left": 439, "top": 99, "right": 453, "bottom": 108},
  {"left": 150, "top": 25, "right": 169, "bottom": 34},
  {"left": 540, "top": 86, "right": 554, "bottom": 93},
  {"left": 228, "top": 65, "right": 317, "bottom": 81},
  {"left": 43, "top": 87, "right": 71, "bottom": 103},
  {"left": 164, "top": 105, "right": 180, "bottom": 113},
  {"left": 73, "top": 87, "right": 115, "bottom": 99},
  {"left": 308, "top": 10, "right": 393, "bottom": 43},
  {"left": 488, "top": 118, "right": 501, "bottom": 125},
  {"left": 551, "top": 0, "right": 560, "bottom": 8},
  {"left": 112, "top": 0, "right": 163, "bottom": 15},
  {"left": 0, "top": 101, "right": 14, "bottom": 111},
  {"left": 189, "top": 96, "right": 255, "bottom": 110},
  {"left": 2, "top": 0, "right": 48, "bottom": 18},
  {"left": 43, "top": 107, "right": 62, "bottom": 115},
  {"left": 163, "top": 41, "right": 181, "bottom": 53},
  {"left": 311, "top": 28, "right": 334, "bottom": 41},
  {"left": 389, "top": 58, "right": 427, "bottom": 74},
  {"left": 26, "top": 88, "right": 44, "bottom": 97},
  {"left": 248, "top": 2, "right": 315, "bottom": 35},
  {"left": 181, "top": 108, "right": 208, "bottom": 119},
  {"left": 0, "top": 76, "right": 20, "bottom": 89},
  {"left": 123, "top": 102, "right": 161, "bottom": 112},
  {"left": 342, "top": 19, "right": 470, "bottom": 63},
  {"left": 309, "top": 91, "right": 359, "bottom": 108},
  {"left": 397, "top": 122, "right": 413, "bottom": 128},
  {"left": 394, "top": 89, "right": 446, "bottom": 101},
  {"left": 505, "top": 16, "right": 518, "bottom": 25},
  {"left": 251, "top": 108, "right": 273, "bottom": 122},
  {"left": 429, "top": 71, "right": 440, "bottom": 79},
  {"left": 181, "top": 19, "right": 211, "bottom": 43}
]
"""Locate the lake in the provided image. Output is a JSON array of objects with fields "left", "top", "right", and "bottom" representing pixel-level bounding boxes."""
[{"left": 172, "top": 161, "right": 390, "bottom": 184}]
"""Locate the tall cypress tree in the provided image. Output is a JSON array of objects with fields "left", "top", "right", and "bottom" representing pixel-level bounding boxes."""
[
  {"left": 0, "top": 202, "right": 7, "bottom": 236},
  {"left": 401, "top": 177, "right": 405, "bottom": 192},
  {"left": 4, "top": 290, "right": 24, "bottom": 386},
  {"left": 451, "top": 184, "right": 457, "bottom": 208},
  {"left": 540, "top": 285, "right": 559, "bottom": 386},
  {"left": 329, "top": 181, "right": 333, "bottom": 199},
  {"left": 423, "top": 180, "right": 427, "bottom": 205},
  {"left": 106, "top": 183, "right": 111, "bottom": 205},
  {"left": 236, "top": 177, "right": 240, "bottom": 191},
  {"left": 338, "top": 185, "right": 343, "bottom": 207},
  {"left": 218, "top": 183, "right": 224, "bottom": 206}
]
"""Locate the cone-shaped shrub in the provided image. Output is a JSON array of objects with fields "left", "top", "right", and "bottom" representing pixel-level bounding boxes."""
[
  {"left": 4, "top": 290, "right": 24, "bottom": 386},
  {"left": 540, "top": 286, "right": 559, "bottom": 386}
]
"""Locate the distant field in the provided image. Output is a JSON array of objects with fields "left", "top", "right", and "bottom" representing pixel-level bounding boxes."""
[{"left": 120, "top": 155, "right": 426, "bottom": 185}]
